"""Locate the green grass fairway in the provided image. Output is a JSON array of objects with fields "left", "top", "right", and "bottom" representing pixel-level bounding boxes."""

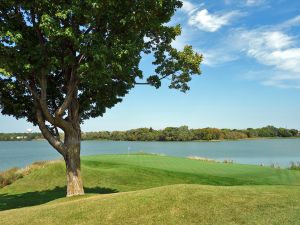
[{"left": 1, "top": 154, "right": 300, "bottom": 224}]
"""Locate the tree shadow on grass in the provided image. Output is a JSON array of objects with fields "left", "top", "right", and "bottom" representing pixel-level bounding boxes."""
[{"left": 0, "top": 186, "right": 118, "bottom": 211}]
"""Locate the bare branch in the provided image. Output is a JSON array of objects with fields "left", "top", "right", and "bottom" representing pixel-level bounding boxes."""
[
  {"left": 38, "top": 71, "right": 56, "bottom": 124},
  {"left": 55, "top": 79, "right": 79, "bottom": 118},
  {"left": 25, "top": 80, "right": 40, "bottom": 100},
  {"left": 134, "top": 74, "right": 170, "bottom": 85},
  {"left": 83, "top": 26, "right": 93, "bottom": 35},
  {"left": 37, "top": 72, "right": 72, "bottom": 130},
  {"left": 36, "top": 108, "right": 66, "bottom": 156},
  {"left": 74, "top": 25, "right": 93, "bottom": 63},
  {"left": 55, "top": 67, "right": 79, "bottom": 118},
  {"left": 19, "top": 72, "right": 71, "bottom": 131},
  {"left": 54, "top": 126, "right": 61, "bottom": 141},
  {"left": 16, "top": 76, "right": 40, "bottom": 101},
  {"left": 134, "top": 82, "right": 150, "bottom": 85},
  {"left": 30, "top": 8, "right": 45, "bottom": 47},
  {"left": 40, "top": 70, "right": 47, "bottom": 101},
  {"left": 77, "top": 54, "right": 85, "bottom": 64}
]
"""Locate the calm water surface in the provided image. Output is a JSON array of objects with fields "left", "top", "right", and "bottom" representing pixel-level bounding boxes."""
[{"left": 0, "top": 139, "right": 300, "bottom": 171}]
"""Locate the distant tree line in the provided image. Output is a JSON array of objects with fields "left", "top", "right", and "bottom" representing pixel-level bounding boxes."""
[
  {"left": 0, "top": 133, "right": 43, "bottom": 141},
  {"left": 81, "top": 126, "right": 299, "bottom": 141},
  {"left": 1, "top": 126, "right": 299, "bottom": 142}
]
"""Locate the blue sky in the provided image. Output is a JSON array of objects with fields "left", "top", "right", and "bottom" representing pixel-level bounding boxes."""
[{"left": 1, "top": 0, "right": 300, "bottom": 132}]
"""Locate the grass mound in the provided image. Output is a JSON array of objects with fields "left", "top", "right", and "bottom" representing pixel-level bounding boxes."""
[
  {"left": 1, "top": 154, "right": 300, "bottom": 224},
  {"left": 1, "top": 184, "right": 300, "bottom": 225}
]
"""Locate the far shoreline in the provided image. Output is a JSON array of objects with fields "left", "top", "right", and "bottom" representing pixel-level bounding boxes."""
[{"left": 1, "top": 136, "right": 299, "bottom": 143}]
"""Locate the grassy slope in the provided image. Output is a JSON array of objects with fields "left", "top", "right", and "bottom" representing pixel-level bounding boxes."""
[
  {"left": 1, "top": 184, "right": 300, "bottom": 225},
  {"left": 1, "top": 154, "right": 300, "bottom": 224}
]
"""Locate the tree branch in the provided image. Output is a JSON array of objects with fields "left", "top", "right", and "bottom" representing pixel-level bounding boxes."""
[
  {"left": 38, "top": 72, "right": 72, "bottom": 130},
  {"left": 36, "top": 108, "right": 66, "bottom": 156},
  {"left": 134, "top": 74, "right": 170, "bottom": 85},
  {"left": 38, "top": 71, "right": 55, "bottom": 123},
  {"left": 134, "top": 82, "right": 150, "bottom": 85},
  {"left": 83, "top": 26, "right": 93, "bottom": 35},
  {"left": 55, "top": 78, "right": 79, "bottom": 118},
  {"left": 30, "top": 8, "right": 45, "bottom": 47},
  {"left": 25, "top": 80, "right": 40, "bottom": 100},
  {"left": 19, "top": 73, "right": 71, "bottom": 131},
  {"left": 28, "top": 10, "right": 68, "bottom": 128},
  {"left": 16, "top": 75, "right": 40, "bottom": 101},
  {"left": 77, "top": 54, "right": 85, "bottom": 64},
  {"left": 74, "top": 25, "right": 93, "bottom": 63},
  {"left": 54, "top": 126, "right": 61, "bottom": 141}
]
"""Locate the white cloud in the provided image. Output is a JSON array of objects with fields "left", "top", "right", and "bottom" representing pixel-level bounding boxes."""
[
  {"left": 262, "top": 79, "right": 300, "bottom": 89},
  {"left": 171, "top": 26, "right": 238, "bottom": 66},
  {"left": 244, "top": 69, "right": 300, "bottom": 89},
  {"left": 233, "top": 30, "right": 299, "bottom": 72},
  {"left": 201, "top": 49, "right": 238, "bottom": 66},
  {"left": 181, "top": 1, "right": 197, "bottom": 15},
  {"left": 280, "top": 15, "right": 300, "bottom": 29},
  {"left": 180, "top": 1, "right": 244, "bottom": 32},
  {"left": 224, "top": 0, "right": 266, "bottom": 7},
  {"left": 268, "top": 49, "right": 300, "bottom": 73},
  {"left": 245, "top": 0, "right": 265, "bottom": 6},
  {"left": 230, "top": 27, "right": 300, "bottom": 88},
  {"left": 176, "top": 5, "right": 300, "bottom": 88},
  {"left": 188, "top": 9, "right": 243, "bottom": 32}
]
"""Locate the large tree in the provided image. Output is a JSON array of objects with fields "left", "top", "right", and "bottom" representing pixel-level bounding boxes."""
[{"left": 0, "top": 0, "right": 202, "bottom": 196}]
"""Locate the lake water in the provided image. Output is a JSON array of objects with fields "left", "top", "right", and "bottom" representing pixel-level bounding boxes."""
[{"left": 0, "top": 139, "right": 300, "bottom": 171}]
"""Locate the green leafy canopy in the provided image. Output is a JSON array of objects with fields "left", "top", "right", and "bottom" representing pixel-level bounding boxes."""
[{"left": 0, "top": 0, "right": 202, "bottom": 124}]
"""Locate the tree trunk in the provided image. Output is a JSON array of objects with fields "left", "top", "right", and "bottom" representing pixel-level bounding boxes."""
[{"left": 64, "top": 131, "right": 84, "bottom": 197}]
